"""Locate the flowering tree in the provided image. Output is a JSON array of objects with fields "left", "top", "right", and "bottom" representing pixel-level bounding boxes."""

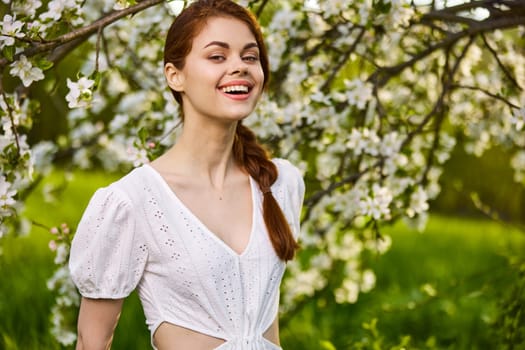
[{"left": 1, "top": 0, "right": 524, "bottom": 346}]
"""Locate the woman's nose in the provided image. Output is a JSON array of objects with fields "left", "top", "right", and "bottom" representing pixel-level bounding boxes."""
[
  {"left": 230, "top": 67, "right": 248, "bottom": 75},
  {"left": 229, "top": 57, "right": 248, "bottom": 75}
]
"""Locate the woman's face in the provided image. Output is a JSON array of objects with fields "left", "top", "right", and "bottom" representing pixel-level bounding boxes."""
[{"left": 166, "top": 16, "right": 264, "bottom": 123}]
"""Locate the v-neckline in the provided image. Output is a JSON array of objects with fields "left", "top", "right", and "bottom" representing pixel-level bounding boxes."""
[{"left": 143, "top": 164, "right": 258, "bottom": 258}]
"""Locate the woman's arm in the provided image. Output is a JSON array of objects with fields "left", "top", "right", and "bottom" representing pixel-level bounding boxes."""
[{"left": 76, "top": 297, "right": 124, "bottom": 350}]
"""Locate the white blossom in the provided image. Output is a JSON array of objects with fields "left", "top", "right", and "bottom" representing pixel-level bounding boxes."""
[
  {"left": 12, "top": 0, "right": 43, "bottom": 18},
  {"left": 109, "top": 113, "right": 130, "bottom": 133},
  {"left": 404, "top": 211, "right": 429, "bottom": 232},
  {"left": 335, "top": 278, "right": 360, "bottom": 303},
  {"left": 72, "top": 148, "right": 92, "bottom": 169},
  {"left": 362, "top": 129, "right": 381, "bottom": 156},
  {"left": 316, "top": 152, "right": 340, "bottom": 181},
  {"left": 266, "top": 32, "right": 287, "bottom": 69},
  {"left": 310, "top": 91, "right": 329, "bottom": 106},
  {"left": 47, "top": 264, "right": 79, "bottom": 346},
  {"left": 69, "top": 121, "right": 100, "bottom": 145},
  {"left": 306, "top": 12, "right": 330, "bottom": 37},
  {"left": 358, "top": 184, "right": 393, "bottom": 220},
  {"left": 112, "top": 0, "right": 133, "bottom": 10},
  {"left": 0, "top": 176, "right": 17, "bottom": 208},
  {"left": 31, "top": 141, "right": 58, "bottom": 174},
  {"left": 286, "top": 267, "right": 326, "bottom": 299},
  {"left": 247, "top": 97, "right": 283, "bottom": 138},
  {"left": 347, "top": 128, "right": 368, "bottom": 155},
  {"left": 165, "top": 0, "right": 185, "bottom": 15},
  {"left": 51, "top": 324, "right": 77, "bottom": 346},
  {"left": 106, "top": 70, "right": 129, "bottom": 97},
  {"left": 9, "top": 55, "right": 45, "bottom": 87},
  {"left": 65, "top": 77, "right": 95, "bottom": 108},
  {"left": 127, "top": 145, "right": 149, "bottom": 167},
  {"left": 117, "top": 91, "right": 155, "bottom": 114},
  {"left": 382, "top": 0, "right": 415, "bottom": 29},
  {"left": 310, "top": 253, "right": 332, "bottom": 270},
  {"left": 365, "top": 234, "right": 392, "bottom": 254},
  {"left": 54, "top": 243, "right": 69, "bottom": 265},
  {"left": 269, "top": 8, "right": 299, "bottom": 33},
  {"left": 41, "top": 0, "right": 81, "bottom": 21},
  {"left": 327, "top": 231, "right": 363, "bottom": 260},
  {"left": 284, "top": 61, "right": 309, "bottom": 96},
  {"left": 344, "top": 79, "right": 374, "bottom": 110},
  {"left": 320, "top": 0, "right": 349, "bottom": 18},
  {"left": 510, "top": 107, "right": 525, "bottom": 131},
  {"left": 358, "top": 1, "right": 371, "bottom": 26},
  {"left": 360, "top": 269, "right": 376, "bottom": 293},
  {"left": 511, "top": 151, "right": 525, "bottom": 183},
  {"left": 0, "top": 14, "right": 25, "bottom": 48},
  {"left": 380, "top": 132, "right": 402, "bottom": 157},
  {"left": 407, "top": 186, "right": 429, "bottom": 218}
]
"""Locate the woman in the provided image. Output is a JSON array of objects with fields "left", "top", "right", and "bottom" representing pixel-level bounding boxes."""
[{"left": 68, "top": 0, "right": 305, "bottom": 349}]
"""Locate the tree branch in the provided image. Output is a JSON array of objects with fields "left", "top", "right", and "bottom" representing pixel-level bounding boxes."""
[
  {"left": 401, "top": 36, "right": 474, "bottom": 150},
  {"left": 302, "top": 162, "right": 379, "bottom": 222},
  {"left": 369, "top": 12, "right": 525, "bottom": 87},
  {"left": 422, "top": 11, "right": 478, "bottom": 26},
  {"left": 434, "top": 0, "right": 525, "bottom": 16},
  {"left": 1, "top": 91, "right": 21, "bottom": 156},
  {"left": 0, "top": 0, "right": 164, "bottom": 69},
  {"left": 255, "top": 0, "right": 270, "bottom": 18},
  {"left": 321, "top": 27, "right": 366, "bottom": 93},
  {"left": 451, "top": 83, "right": 521, "bottom": 109},
  {"left": 481, "top": 33, "right": 522, "bottom": 90}
]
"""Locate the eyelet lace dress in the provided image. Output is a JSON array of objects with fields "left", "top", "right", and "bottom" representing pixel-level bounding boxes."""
[{"left": 69, "top": 158, "right": 304, "bottom": 350}]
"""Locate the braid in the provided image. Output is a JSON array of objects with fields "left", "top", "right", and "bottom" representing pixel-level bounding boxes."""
[{"left": 233, "top": 123, "right": 299, "bottom": 261}]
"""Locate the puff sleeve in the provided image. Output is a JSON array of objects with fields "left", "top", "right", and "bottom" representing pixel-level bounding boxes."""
[
  {"left": 69, "top": 186, "right": 148, "bottom": 299},
  {"left": 273, "top": 158, "right": 305, "bottom": 240}
]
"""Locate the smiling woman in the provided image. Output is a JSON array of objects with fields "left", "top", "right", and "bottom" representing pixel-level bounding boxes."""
[
  {"left": 68, "top": 1, "right": 305, "bottom": 350},
  {"left": 164, "top": 16, "right": 264, "bottom": 121}
]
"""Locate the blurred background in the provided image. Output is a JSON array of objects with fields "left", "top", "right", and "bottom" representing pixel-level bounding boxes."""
[{"left": 1, "top": 0, "right": 525, "bottom": 349}]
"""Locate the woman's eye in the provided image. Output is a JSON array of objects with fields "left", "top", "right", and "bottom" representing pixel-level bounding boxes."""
[
  {"left": 209, "top": 55, "right": 225, "bottom": 61},
  {"left": 243, "top": 56, "right": 259, "bottom": 62}
]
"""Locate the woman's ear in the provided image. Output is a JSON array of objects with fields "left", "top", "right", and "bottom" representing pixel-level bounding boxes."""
[{"left": 165, "top": 63, "right": 184, "bottom": 92}]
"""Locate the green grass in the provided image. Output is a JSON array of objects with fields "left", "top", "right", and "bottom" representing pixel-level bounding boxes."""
[
  {"left": 0, "top": 233, "right": 58, "bottom": 349},
  {"left": 0, "top": 170, "right": 151, "bottom": 349},
  {"left": 280, "top": 217, "right": 524, "bottom": 349},
  {"left": 1, "top": 170, "right": 524, "bottom": 349}
]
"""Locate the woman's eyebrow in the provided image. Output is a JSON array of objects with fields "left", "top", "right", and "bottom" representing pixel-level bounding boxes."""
[
  {"left": 203, "top": 41, "right": 259, "bottom": 50},
  {"left": 243, "top": 43, "right": 259, "bottom": 50}
]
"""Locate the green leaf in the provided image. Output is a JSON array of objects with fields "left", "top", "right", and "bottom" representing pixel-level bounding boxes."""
[
  {"left": 138, "top": 127, "right": 148, "bottom": 144},
  {"left": 36, "top": 57, "right": 54, "bottom": 71},
  {"left": 319, "top": 340, "right": 337, "bottom": 350},
  {"left": 374, "top": 0, "right": 392, "bottom": 14},
  {"left": 3, "top": 46, "right": 15, "bottom": 62},
  {"left": 90, "top": 71, "right": 103, "bottom": 91}
]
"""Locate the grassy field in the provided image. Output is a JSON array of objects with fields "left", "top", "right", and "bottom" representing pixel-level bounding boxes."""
[
  {"left": 281, "top": 217, "right": 524, "bottom": 349},
  {"left": 0, "top": 170, "right": 523, "bottom": 349}
]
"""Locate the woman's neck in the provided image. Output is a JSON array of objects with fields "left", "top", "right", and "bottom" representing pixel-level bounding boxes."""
[{"left": 159, "top": 118, "right": 240, "bottom": 190}]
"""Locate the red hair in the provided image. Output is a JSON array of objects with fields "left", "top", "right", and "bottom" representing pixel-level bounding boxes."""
[
  {"left": 163, "top": 0, "right": 269, "bottom": 106},
  {"left": 163, "top": 0, "right": 298, "bottom": 260}
]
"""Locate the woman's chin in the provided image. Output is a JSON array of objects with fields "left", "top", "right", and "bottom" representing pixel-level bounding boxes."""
[{"left": 219, "top": 107, "right": 257, "bottom": 121}]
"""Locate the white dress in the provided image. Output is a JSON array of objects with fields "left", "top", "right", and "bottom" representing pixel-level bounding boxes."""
[{"left": 69, "top": 158, "right": 304, "bottom": 349}]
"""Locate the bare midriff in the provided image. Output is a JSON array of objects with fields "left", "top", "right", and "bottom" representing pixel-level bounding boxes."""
[{"left": 153, "top": 320, "right": 279, "bottom": 350}]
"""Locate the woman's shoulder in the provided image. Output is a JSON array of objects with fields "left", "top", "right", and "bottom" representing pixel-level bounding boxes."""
[
  {"left": 271, "top": 158, "right": 305, "bottom": 235},
  {"left": 272, "top": 158, "right": 303, "bottom": 183},
  {"left": 92, "top": 165, "right": 153, "bottom": 206},
  {"left": 271, "top": 158, "right": 305, "bottom": 201}
]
